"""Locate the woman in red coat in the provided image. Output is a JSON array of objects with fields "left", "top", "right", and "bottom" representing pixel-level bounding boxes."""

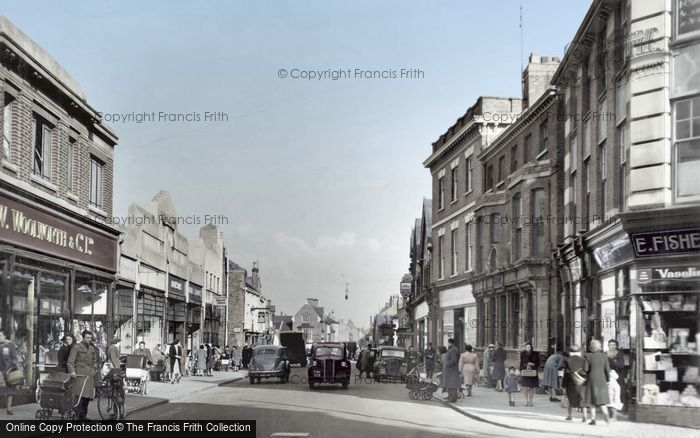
[{"left": 519, "top": 342, "right": 540, "bottom": 407}]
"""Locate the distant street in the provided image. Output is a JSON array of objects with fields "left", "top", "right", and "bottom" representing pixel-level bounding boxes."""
[{"left": 128, "top": 366, "right": 561, "bottom": 438}]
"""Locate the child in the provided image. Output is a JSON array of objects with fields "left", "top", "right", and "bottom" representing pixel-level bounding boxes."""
[
  {"left": 606, "top": 369, "right": 624, "bottom": 421},
  {"left": 504, "top": 366, "right": 519, "bottom": 406}
]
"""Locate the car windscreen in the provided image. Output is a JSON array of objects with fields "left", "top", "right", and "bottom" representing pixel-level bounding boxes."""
[
  {"left": 315, "top": 347, "right": 343, "bottom": 357},
  {"left": 254, "top": 349, "right": 278, "bottom": 356},
  {"left": 380, "top": 350, "right": 405, "bottom": 358}
]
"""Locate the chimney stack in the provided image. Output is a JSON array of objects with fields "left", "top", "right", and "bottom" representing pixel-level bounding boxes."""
[{"left": 522, "top": 51, "right": 560, "bottom": 110}]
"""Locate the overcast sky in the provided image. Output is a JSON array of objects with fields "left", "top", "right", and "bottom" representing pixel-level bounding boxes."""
[{"left": 4, "top": 0, "right": 590, "bottom": 327}]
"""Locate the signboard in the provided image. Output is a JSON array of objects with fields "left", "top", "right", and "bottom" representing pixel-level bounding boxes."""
[
  {"left": 188, "top": 283, "right": 202, "bottom": 304},
  {"left": 637, "top": 266, "right": 700, "bottom": 284},
  {"left": 630, "top": 228, "right": 700, "bottom": 257},
  {"left": 593, "top": 234, "right": 633, "bottom": 269},
  {"left": 215, "top": 296, "right": 226, "bottom": 306},
  {"left": 168, "top": 276, "right": 186, "bottom": 300},
  {"left": 0, "top": 191, "right": 118, "bottom": 272},
  {"left": 258, "top": 312, "right": 266, "bottom": 324},
  {"left": 400, "top": 282, "right": 412, "bottom": 299}
]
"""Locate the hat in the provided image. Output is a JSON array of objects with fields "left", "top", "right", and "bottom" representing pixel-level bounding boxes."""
[
  {"left": 109, "top": 338, "right": 121, "bottom": 345},
  {"left": 488, "top": 344, "right": 495, "bottom": 348},
  {"left": 568, "top": 345, "right": 580, "bottom": 353}
]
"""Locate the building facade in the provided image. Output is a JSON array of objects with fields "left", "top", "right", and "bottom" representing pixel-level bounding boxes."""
[
  {"left": 473, "top": 53, "right": 564, "bottom": 363},
  {"left": 226, "top": 261, "right": 271, "bottom": 347},
  {"left": 407, "top": 199, "right": 432, "bottom": 352},
  {"left": 423, "top": 97, "right": 522, "bottom": 352},
  {"left": 294, "top": 298, "right": 326, "bottom": 343},
  {"left": 0, "top": 16, "right": 119, "bottom": 392},
  {"left": 551, "top": 0, "right": 700, "bottom": 427}
]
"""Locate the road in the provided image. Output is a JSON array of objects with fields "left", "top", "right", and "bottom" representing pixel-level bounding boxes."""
[{"left": 129, "top": 365, "right": 562, "bottom": 438}]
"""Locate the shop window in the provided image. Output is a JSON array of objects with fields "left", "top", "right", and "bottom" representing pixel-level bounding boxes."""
[
  {"left": 74, "top": 275, "right": 109, "bottom": 358},
  {"left": 136, "top": 292, "right": 164, "bottom": 351}
]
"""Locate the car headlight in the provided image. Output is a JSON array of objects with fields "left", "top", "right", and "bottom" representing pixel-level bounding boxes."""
[
  {"left": 340, "top": 361, "right": 347, "bottom": 368},
  {"left": 313, "top": 361, "right": 319, "bottom": 367}
]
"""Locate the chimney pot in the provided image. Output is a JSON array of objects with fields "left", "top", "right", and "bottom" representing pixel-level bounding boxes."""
[
  {"left": 542, "top": 56, "right": 551, "bottom": 63},
  {"left": 529, "top": 52, "right": 540, "bottom": 63}
]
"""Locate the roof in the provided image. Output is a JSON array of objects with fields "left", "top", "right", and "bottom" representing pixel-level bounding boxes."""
[
  {"left": 272, "top": 315, "right": 293, "bottom": 324},
  {"left": 312, "top": 306, "right": 324, "bottom": 318},
  {"left": 297, "top": 322, "right": 314, "bottom": 329},
  {"left": 324, "top": 316, "right": 339, "bottom": 325},
  {"left": 228, "top": 260, "right": 246, "bottom": 272}
]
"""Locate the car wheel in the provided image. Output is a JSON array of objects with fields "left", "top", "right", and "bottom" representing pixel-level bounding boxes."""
[
  {"left": 249, "top": 376, "right": 255, "bottom": 385},
  {"left": 342, "top": 380, "right": 349, "bottom": 390},
  {"left": 308, "top": 382, "right": 315, "bottom": 390}
]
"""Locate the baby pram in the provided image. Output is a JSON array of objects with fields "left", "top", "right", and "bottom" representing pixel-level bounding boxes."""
[
  {"left": 35, "top": 372, "right": 87, "bottom": 420},
  {"left": 405, "top": 367, "right": 439, "bottom": 400},
  {"left": 124, "top": 354, "right": 149, "bottom": 395}
]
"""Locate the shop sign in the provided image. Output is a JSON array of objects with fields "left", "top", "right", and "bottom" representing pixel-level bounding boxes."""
[
  {"left": 637, "top": 266, "right": 700, "bottom": 284},
  {"left": 0, "top": 192, "right": 117, "bottom": 271},
  {"left": 168, "top": 276, "right": 186, "bottom": 299},
  {"left": 630, "top": 228, "right": 700, "bottom": 257},
  {"left": 215, "top": 296, "right": 226, "bottom": 306},
  {"left": 188, "top": 283, "right": 202, "bottom": 303},
  {"left": 593, "top": 234, "right": 633, "bottom": 270},
  {"left": 400, "top": 282, "right": 412, "bottom": 299}
]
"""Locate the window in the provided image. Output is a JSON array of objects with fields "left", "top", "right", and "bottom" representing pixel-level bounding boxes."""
[
  {"left": 451, "top": 229, "right": 458, "bottom": 276},
  {"left": 532, "top": 189, "right": 545, "bottom": 257},
  {"left": 616, "top": 79, "right": 627, "bottom": 123},
  {"left": 451, "top": 167, "right": 458, "bottom": 202},
  {"left": 539, "top": 120, "right": 548, "bottom": 153},
  {"left": 583, "top": 118, "right": 591, "bottom": 158},
  {"left": 90, "top": 156, "right": 104, "bottom": 208},
  {"left": 466, "top": 156, "right": 473, "bottom": 192},
  {"left": 571, "top": 172, "right": 578, "bottom": 235},
  {"left": 570, "top": 135, "right": 578, "bottom": 172},
  {"left": 582, "top": 57, "right": 591, "bottom": 114},
  {"left": 513, "top": 194, "right": 522, "bottom": 261},
  {"left": 597, "top": 28, "right": 607, "bottom": 92},
  {"left": 67, "top": 138, "right": 75, "bottom": 192},
  {"left": 32, "top": 113, "right": 53, "bottom": 179},
  {"left": 438, "top": 177, "right": 445, "bottom": 209},
  {"left": 475, "top": 221, "right": 483, "bottom": 272},
  {"left": 584, "top": 160, "right": 591, "bottom": 225},
  {"left": 510, "top": 293, "right": 520, "bottom": 347},
  {"left": 524, "top": 134, "right": 531, "bottom": 163},
  {"left": 600, "top": 143, "right": 607, "bottom": 217},
  {"left": 511, "top": 144, "right": 518, "bottom": 172},
  {"left": 2, "top": 94, "right": 14, "bottom": 160},
  {"left": 674, "top": 97, "right": 700, "bottom": 201},
  {"left": 498, "top": 156, "right": 505, "bottom": 182},
  {"left": 485, "top": 165, "right": 494, "bottom": 191},
  {"left": 618, "top": 123, "right": 628, "bottom": 165},
  {"left": 597, "top": 98, "right": 608, "bottom": 144},
  {"left": 302, "top": 314, "right": 310, "bottom": 323},
  {"left": 438, "top": 235, "right": 445, "bottom": 279},
  {"left": 465, "top": 222, "right": 473, "bottom": 271},
  {"left": 491, "top": 213, "right": 501, "bottom": 243}
]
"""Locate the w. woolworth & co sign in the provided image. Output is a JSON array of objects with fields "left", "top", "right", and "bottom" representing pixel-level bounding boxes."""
[{"left": 0, "top": 191, "right": 118, "bottom": 272}]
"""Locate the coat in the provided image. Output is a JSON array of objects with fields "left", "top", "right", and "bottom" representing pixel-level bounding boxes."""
[
  {"left": 480, "top": 348, "right": 493, "bottom": 378},
  {"left": 492, "top": 347, "right": 506, "bottom": 380},
  {"left": 424, "top": 347, "right": 436, "bottom": 371},
  {"left": 0, "top": 340, "right": 19, "bottom": 395},
  {"left": 196, "top": 348, "right": 208, "bottom": 370},
  {"left": 442, "top": 344, "right": 461, "bottom": 390},
  {"left": 169, "top": 344, "right": 183, "bottom": 371},
  {"left": 519, "top": 350, "right": 540, "bottom": 388},
  {"left": 360, "top": 348, "right": 375, "bottom": 372},
  {"left": 562, "top": 354, "right": 585, "bottom": 408},
  {"left": 67, "top": 341, "right": 98, "bottom": 399},
  {"left": 584, "top": 351, "right": 610, "bottom": 406},
  {"left": 459, "top": 352, "right": 480, "bottom": 385},
  {"left": 107, "top": 345, "right": 121, "bottom": 368},
  {"left": 542, "top": 352, "right": 565, "bottom": 389},
  {"left": 57, "top": 344, "right": 72, "bottom": 373}
]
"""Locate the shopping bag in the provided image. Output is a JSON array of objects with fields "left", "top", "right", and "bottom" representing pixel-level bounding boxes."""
[{"left": 560, "top": 395, "right": 569, "bottom": 408}]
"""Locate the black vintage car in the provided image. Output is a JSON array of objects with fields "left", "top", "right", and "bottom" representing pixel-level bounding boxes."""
[
  {"left": 373, "top": 346, "right": 408, "bottom": 382},
  {"left": 248, "top": 345, "right": 291, "bottom": 384},
  {"left": 307, "top": 343, "right": 351, "bottom": 389}
]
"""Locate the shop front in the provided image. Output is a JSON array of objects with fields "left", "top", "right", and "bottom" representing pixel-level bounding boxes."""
[
  {"left": 166, "top": 275, "right": 186, "bottom": 344},
  {"left": 439, "top": 284, "right": 476, "bottom": 352},
  {"left": 187, "top": 283, "right": 202, "bottom": 352},
  {"left": 413, "top": 300, "right": 429, "bottom": 354},
  {"left": 0, "top": 188, "right": 118, "bottom": 390}
]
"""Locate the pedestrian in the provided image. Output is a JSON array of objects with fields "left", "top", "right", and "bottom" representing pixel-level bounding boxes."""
[
  {"left": 242, "top": 344, "right": 252, "bottom": 369},
  {"left": 359, "top": 344, "right": 374, "bottom": 378},
  {"left": 480, "top": 344, "right": 494, "bottom": 387},
  {"left": 584, "top": 339, "right": 611, "bottom": 425},
  {"left": 504, "top": 367, "right": 519, "bottom": 406},
  {"left": 607, "top": 340, "right": 627, "bottom": 410},
  {"left": 407, "top": 346, "right": 419, "bottom": 371},
  {"left": 492, "top": 342, "right": 507, "bottom": 392},
  {"left": 106, "top": 338, "right": 121, "bottom": 372},
  {"left": 231, "top": 346, "right": 241, "bottom": 372},
  {"left": 459, "top": 344, "right": 480, "bottom": 397},
  {"left": 169, "top": 339, "right": 183, "bottom": 384},
  {"left": 57, "top": 334, "right": 76, "bottom": 373},
  {"left": 606, "top": 369, "right": 624, "bottom": 421},
  {"left": 562, "top": 345, "right": 587, "bottom": 422},
  {"left": 424, "top": 343, "right": 436, "bottom": 378},
  {"left": 67, "top": 330, "right": 98, "bottom": 420},
  {"left": 196, "top": 345, "right": 207, "bottom": 376},
  {"left": 0, "top": 330, "right": 20, "bottom": 415},
  {"left": 134, "top": 341, "right": 153, "bottom": 364},
  {"left": 442, "top": 338, "right": 461, "bottom": 403},
  {"left": 163, "top": 344, "right": 171, "bottom": 381},
  {"left": 519, "top": 342, "right": 540, "bottom": 407},
  {"left": 543, "top": 349, "right": 566, "bottom": 402},
  {"left": 206, "top": 344, "right": 214, "bottom": 376}
]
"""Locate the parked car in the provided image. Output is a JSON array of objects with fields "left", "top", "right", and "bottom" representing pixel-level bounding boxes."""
[
  {"left": 307, "top": 343, "right": 351, "bottom": 389},
  {"left": 373, "top": 346, "right": 408, "bottom": 382},
  {"left": 280, "top": 332, "right": 308, "bottom": 367},
  {"left": 248, "top": 345, "right": 291, "bottom": 384}
]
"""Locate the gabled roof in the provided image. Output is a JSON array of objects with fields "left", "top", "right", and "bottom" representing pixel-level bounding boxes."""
[
  {"left": 312, "top": 306, "right": 324, "bottom": 318},
  {"left": 324, "top": 316, "right": 339, "bottom": 325}
]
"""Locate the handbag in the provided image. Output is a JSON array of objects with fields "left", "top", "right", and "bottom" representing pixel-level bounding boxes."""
[
  {"left": 4, "top": 368, "right": 24, "bottom": 386},
  {"left": 560, "top": 395, "right": 570, "bottom": 408},
  {"left": 572, "top": 369, "right": 587, "bottom": 386},
  {"left": 521, "top": 368, "right": 537, "bottom": 377}
]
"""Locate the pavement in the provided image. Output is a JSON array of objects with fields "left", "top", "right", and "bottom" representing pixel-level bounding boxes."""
[
  {"left": 436, "top": 383, "right": 700, "bottom": 438},
  {"left": 0, "top": 370, "right": 247, "bottom": 421}
]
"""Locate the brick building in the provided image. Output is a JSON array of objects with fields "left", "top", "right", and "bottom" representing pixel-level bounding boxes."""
[
  {"left": 226, "top": 261, "right": 271, "bottom": 347},
  {"left": 0, "top": 15, "right": 119, "bottom": 391},
  {"left": 423, "top": 96, "right": 521, "bottom": 351},
  {"left": 472, "top": 54, "right": 564, "bottom": 362}
]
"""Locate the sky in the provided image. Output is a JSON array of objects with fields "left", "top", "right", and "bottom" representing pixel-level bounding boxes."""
[{"left": 2, "top": 0, "right": 591, "bottom": 328}]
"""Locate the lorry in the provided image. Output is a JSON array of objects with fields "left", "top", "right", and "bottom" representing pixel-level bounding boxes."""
[{"left": 279, "top": 332, "right": 308, "bottom": 367}]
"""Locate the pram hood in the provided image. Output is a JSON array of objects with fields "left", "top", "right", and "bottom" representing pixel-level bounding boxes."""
[{"left": 42, "top": 372, "right": 72, "bottom": 384}]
